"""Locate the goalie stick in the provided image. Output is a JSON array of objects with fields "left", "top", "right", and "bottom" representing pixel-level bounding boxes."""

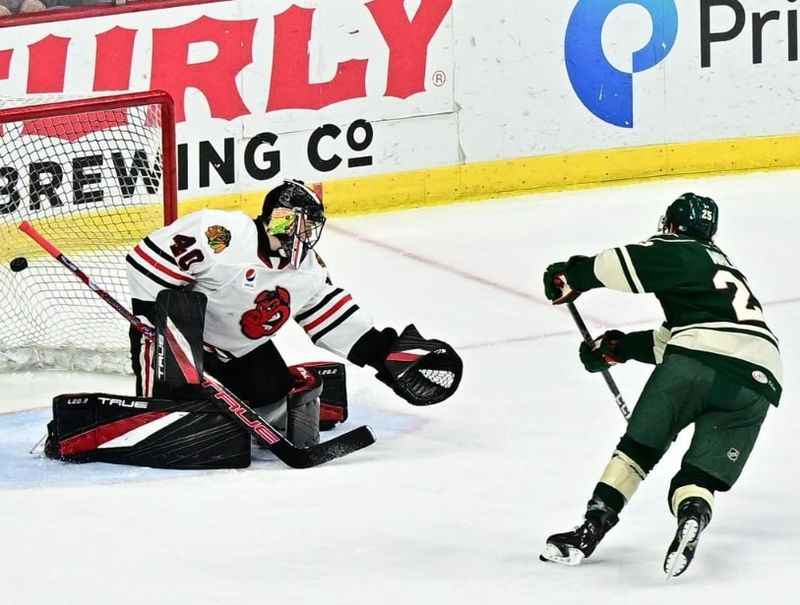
[
  {"left": 19, "top": 221, "right": 375, "bottom": 469},
  {"left": 566, "top": 302, "right": 631, "bottom": 422}
]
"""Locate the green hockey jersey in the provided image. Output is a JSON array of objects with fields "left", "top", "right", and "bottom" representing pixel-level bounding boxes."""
[{"left": 565, "top": 234, "right": 782, "bottom": 405}]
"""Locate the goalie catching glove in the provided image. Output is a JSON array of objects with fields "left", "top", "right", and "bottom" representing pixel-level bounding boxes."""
[
  {"left": 350, "top": 324, "right": 463, "bottom": 406},
  {"left": 379, "top": 325, "right": 463, "bottom": 406}
]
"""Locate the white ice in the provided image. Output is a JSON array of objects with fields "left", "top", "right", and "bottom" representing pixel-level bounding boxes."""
[{"left": 1, "top": 170, "right": 798, "bottom": 604}]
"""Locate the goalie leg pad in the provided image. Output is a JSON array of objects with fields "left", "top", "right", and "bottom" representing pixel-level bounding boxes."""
[
  {"left": 296, "top": 362, "right": 348, "bottom": 431},
  {"left": 250, "top": 366, "right": 325, "bottom": 448},
  {"left": 45, "top": 393, "right": 250, "bottom": 469},
  {"left": 286, "top": 366, "right": 322, "bottom": 448}
]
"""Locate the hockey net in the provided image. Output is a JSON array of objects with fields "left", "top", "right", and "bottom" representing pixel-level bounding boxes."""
[{"left": 0, "top": 91, "right": 176, "bottom": 373}]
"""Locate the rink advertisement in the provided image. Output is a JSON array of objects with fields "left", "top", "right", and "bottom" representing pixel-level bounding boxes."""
[
  {"left": 1, "top": 0, "right": 799, "bottom": 213},
  {"left": 0, "top": 0, "right": 456, "bottom": 211}
]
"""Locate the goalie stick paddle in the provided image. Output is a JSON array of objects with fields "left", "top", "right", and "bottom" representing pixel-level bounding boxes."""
[
  {"left": 566, "top": 302, "right": 631, "bottom": 422},
  {"left": 18, "top": 221, "right": 375, "bottom": 469}
]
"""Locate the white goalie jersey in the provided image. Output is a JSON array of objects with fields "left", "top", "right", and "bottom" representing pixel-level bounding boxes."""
[{"left": 126, "top": 209, "right": 374, "bottom": 360}]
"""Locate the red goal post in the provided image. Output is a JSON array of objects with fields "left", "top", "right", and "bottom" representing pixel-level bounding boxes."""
[{"left": 0, "top": 90, "right": 177, "bottom": 372}]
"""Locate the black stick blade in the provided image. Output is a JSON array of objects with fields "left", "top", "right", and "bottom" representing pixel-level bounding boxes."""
[{"left": 273, "top": 425, "right": 376, "bottom": 469}]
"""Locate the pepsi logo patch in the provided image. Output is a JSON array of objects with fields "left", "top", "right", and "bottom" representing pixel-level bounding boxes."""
[{"left": 243, "top": 268, "right": 257, "bottom": 289}]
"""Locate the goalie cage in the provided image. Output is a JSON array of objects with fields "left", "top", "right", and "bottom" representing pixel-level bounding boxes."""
[{"left": 0, "top": 91, "right": 177, "bottom": 373}]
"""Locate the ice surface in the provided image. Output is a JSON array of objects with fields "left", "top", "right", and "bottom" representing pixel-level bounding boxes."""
[{"left": 1, "top": 171, "right": 798, "bottom": 604}]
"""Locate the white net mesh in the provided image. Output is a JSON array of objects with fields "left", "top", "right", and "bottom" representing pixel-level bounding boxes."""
[{"left": 0, "top": 93, "right": 174, "bottom": 373}]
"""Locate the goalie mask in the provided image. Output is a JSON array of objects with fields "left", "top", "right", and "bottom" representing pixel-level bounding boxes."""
[{"left": 261, "top": 180, "right": 326, "bottom": 268}]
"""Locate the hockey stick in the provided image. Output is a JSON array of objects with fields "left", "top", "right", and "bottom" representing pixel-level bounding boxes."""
[
  {"left": 566, "top": 302, "right": 631, "bottom": 422},
  {"left": 19, "top": 221, "right": 375, "bottom": 469}
]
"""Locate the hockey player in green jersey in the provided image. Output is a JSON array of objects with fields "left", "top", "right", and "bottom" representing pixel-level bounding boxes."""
[{"left": 540, "top": 193, "right": 782, "bottom": 577}]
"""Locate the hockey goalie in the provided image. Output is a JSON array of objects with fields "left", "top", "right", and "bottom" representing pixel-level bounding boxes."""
[{"left": 44, "top": 180, "right": 463, "bottom": 469}]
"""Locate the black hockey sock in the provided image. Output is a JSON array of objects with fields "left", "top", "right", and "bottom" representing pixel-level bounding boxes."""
[
  {"left": 592, "top": 482, "right": 626, "bottom": 515},
  {"left": 617, "top": 434, "right": 662, "bottom": 474}
]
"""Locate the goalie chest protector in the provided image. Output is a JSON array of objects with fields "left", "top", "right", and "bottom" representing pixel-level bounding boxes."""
[{"left": 45, "top": 393, "right": 250, "bottom": 469}]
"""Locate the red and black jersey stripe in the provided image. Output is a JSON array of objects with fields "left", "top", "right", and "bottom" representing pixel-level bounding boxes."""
[
  {"left": 309, "top": 305, "right": 360, "bottom": 344},
  {"left": 143, "top": 237, "right": 178, "bottom": 266},
  {"left": 295, "top": 287, "right": 361, "bottom": 344},
  {"left": 295, "top": 288, "right": 344, "bottom": 323},
  {"left": 126, "top": 254, "right": 182, "bottom": 290},
  {"left": 128, "top": 238, "right": 195, "bottom": 289}
]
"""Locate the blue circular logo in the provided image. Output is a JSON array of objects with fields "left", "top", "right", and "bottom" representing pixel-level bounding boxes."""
[{"left": 565, "top": 0, "right": 679, "bottom": 128}]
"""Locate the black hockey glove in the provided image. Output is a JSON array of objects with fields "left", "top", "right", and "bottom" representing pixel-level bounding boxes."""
[
  {"left": 349, "top": 325, "right": 463, "bottom": 406},
  {"left": 579, "top": 330, "right": 626, "bottom": 373},
  {"left": 377, "top": 325, "right": 463, "bottom": 406},
  {"left": 543, "top": 261, "right": 580, "bottom": 305}
]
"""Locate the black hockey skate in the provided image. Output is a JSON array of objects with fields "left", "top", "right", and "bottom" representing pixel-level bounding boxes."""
[
  {"left": 663, "top": 497, "right": 712, "bottom": 579},
  {"left": 540, "top": 497, "right": 619, "bottom": 566}
]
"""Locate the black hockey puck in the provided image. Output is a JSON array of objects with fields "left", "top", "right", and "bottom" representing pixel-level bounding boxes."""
[{"left": 10, "top": 257, "right": 28, "bottom": 272}]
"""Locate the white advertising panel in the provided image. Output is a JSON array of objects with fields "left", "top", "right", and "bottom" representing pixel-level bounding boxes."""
[
  {"left": 0, "top": 0, "right": 457, "bottom": 200},
  {"left": 0, "top": 0, "right": 797, "bottom": 203},
  {"left": 456, "top": 0, "right": 800, "bottom": 160}
]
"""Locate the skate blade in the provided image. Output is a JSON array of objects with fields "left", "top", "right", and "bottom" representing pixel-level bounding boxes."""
[
  {"left": 664, "top": 552, "right": 688, "bottom": 579},
  {"left": 540, "top": 543, "right": 585, "bottom": 566},
  {"left": 665, "top": 519, "right": 699, "bottom": 579}
]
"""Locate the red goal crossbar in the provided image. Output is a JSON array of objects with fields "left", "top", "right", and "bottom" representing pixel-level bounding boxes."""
[{"left": 0, "top": 90, "right": 178, "bottom": 225}]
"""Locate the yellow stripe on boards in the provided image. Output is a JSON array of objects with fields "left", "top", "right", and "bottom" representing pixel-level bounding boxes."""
[
  {"left": 178, "top": 190, "right": 266, "bottom": 218},
  {"left": 2, "top": 133, "right": 798, "bottom": 262},
  {"left": 0, "top": 192, "right": 264, "bottom": 264},
  {"left": 319, "top": 133, "right": 800, "bottom": 215},
  {"left": 0, "top": 204, "right": 164, "bottom": 263}
]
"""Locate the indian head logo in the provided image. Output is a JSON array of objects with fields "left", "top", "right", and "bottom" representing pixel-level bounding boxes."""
[
  {"left": 240, "top": 286, "right": 291, "bottom": 339},
  {"left": 206, "top": 225, "right": 231, "bottom": 253}
]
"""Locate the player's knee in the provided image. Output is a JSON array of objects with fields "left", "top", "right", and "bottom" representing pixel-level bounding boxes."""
[{"left": 617, "top": 434, "right": 663, "bottom": 474}]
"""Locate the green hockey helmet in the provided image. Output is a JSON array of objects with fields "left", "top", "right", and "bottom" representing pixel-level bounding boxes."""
[{"left": 660, "top": 193, "right": 719, "bottom": 240}]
